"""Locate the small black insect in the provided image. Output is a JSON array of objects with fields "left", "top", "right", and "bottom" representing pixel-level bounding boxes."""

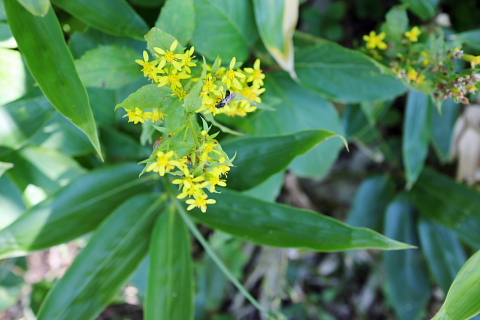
[{"left": 215, "top": 90, "right": 236, "bottom": 108}]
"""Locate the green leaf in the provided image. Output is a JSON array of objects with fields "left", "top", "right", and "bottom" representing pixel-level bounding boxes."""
[
  {"left": 432, "top": 250, "right": 480, "bottom": 320},
  {"left": 408, "top": 167, "right": 480, "bottom": 249},
  {"left": 0, "top": 97, "right": 54, "bottom": 150},
  {"left": 0, "top": 163, "right": 155, "bottom": 259},
  {"left": 456, "top": 29, "right": 480, "bottom": 51},
  {"left": 37, "top": 194, "right": 165, "bottom": 320},
  {"left": 0, "top": 258, "right": 25, "bottom": 313},
  {"left": 242, "top": 172, "right": 284, "bottom": 202},
  {"left": 16, "top": 0, "right": 50, "bottom": 16},
  {"left": 145, "top": 27, "right": 180, "bottom": 56},
  {"left": 30, "top": 113, "right": 94, "bottom": 157},
  {"left": 145, "top": 209, "right": 194, "bottom": 320},
  {"left": 0, "top": 48, "right": 25, "bottom": 104},
  {"left": 347, "top": 175, "right": 396, "bottom": 231},
  {"left": 0, "top": 22, "right": 16, "bottom": 48},
  {"left": 101, "top": 128, "right": 151, "bottom": 162},
  {"left": 0, "top": 162, "right": 13, "bottom": 177},
  {"left": 115, "top": 84, "right": 174, "bottom": 111},
  {"left": 4, "top": 0, "right": 102, "bottom": 158},
  {"left": 248, "top": 71, "right": 344, "bottom": 179},
  {"left": 189, "top": 188, "right": 413, "bottom": 251},
  {"left": 253, "top": 0, "right": 297, "bottom": 78},
  {"left": 431, "top": 99, "right": 460, "bottom": 162},
  {"left": 3, "top": 146, "right": 85, "bottom": 193},
  {"left": 295, "top": 42, "right": 407, "bottom": 103},
  {"left": 403, "top": 90, "right": 432, "bottom": 188},
  {"left": 382, "top": 5, "right": 409, "bottom": 42},
  {"left": 384, "top": 194, "right": 430, "bottom": 320},
  {"left": 51, "top": 0, "right": 148, "bottom": 39},
  {"left": 191, "top": 0, "right": 258, "bottom": 62},
  {"left": 401, "top": 0, "right": 439, "bottom": 20},
  {"left": 223, "top": 129, "right": 345, "bottom": 191},
  {"left": 417, "top": 218, "right": 466, "bottom": 293},
  {"left": 0, "top": 174, "right": 25, "bottom": 230},
  {"left": 75, "top": 45, "right": 141, "bottom": 89},
  {"left": 155, "top": 0, "right": 195, "bottom": 45}
]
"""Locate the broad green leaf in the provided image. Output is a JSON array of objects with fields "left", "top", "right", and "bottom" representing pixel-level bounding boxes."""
[
  {"left": 191, "top": 0, "right": 258, "bottom": 62},
  {"left": 431, "top": 99, "right": 460, "bottom": 162},
  {"left": 456, "top": 29, "right": 480, "bottom": 51},
  {"left": 30, "top": 113, "right": 94, "bottom": 157},
  {"left": 51, "top": 0, "right": 148, "bottom": 39},
  {"left": 146, "top": 209, "right": 193, "bottom": 320},
  {"left": 101, "top": 128, "right": 151, "bottom": 162},
  {"left": 253, "top": 0, "right": 298, "bottom": 78},
  {"left": 4, "top": 0, "right": 102, "bottom": 157},
  {"left": 384, "top": 194, "right": 430, "bottom": 320},
  {"left": 408, "top": 167, "right": 480, "bottom": 249},
  {"left": 0, "top": 48, "right": 25, "bottom": 105},
  {"left": 382, "top": 5, "right": 408, "bottom": 43},
  {"left": 189, "top": 188, "right": 413, "bottom": 251},
  {"left": 0, "top": 97, "right": 54, "bottom": 150},
  {"left": 145, "top": 27, "right": 181, "bottom": 57},
  {"left": 3, "top": 146, "right": 85, "bottom": 193},
  {"left": 401, "top": 0, "right": 439, "bottom": 20},
  {"left": 75, "top": 45, "right": 141, "bottom": 89},
  {"left": 16, "top": 0, "right": 50, "bottom": 16},
  {"left": 347, "top": 175, "right": 395, "bottom": 231},
  {"left": 295, "top": 42, "right": 406, "bottom": 103},
  {"left": 0, "top": 163, "right": 155, "bottom": 259},
  {"left": 0, "top": 174, "right": 25, "bottom": 230},
  {"left": 432, "top": 250, "right": 480, "bottom": 320},
  {"left": 155, "top": 0, "right": 195, "bottom": 45},
  {"left": 37, "top": 194, "right": 165, "bottom": 320},
  {"left": 242, "top": 172, "right": 284, "bottom": 202},
  {"left": 403, "top": 90, "right": 432, "bottom": 188},
  {"left": 223, "top": 129, "right": 345, "bottom": 191},
  {"left": 0, "top": 162, "right": 13, "bottom": 177},
  {"left": 115, "top": 84, "right": 174, "bottom": 111},
  {"left": 87, "top": 87, "right": 116, "bottom": 128},
  {"left": 248, "top": 71, "right": 344, "bottom": 179},
  {"left": 418, "top": 218, "right": 466, "bottom": 293}
]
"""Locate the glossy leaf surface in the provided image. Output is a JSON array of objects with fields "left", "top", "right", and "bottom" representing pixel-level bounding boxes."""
[
  {"left": 0, "top": 163, "right": 154, "bottom": 259},
  {"left": 189, "top": 188, "right": 412, "bottom": 251},
  {"left": 37, "top": 194, "right": 164, "bottom": 320},
  {"left": 155, "top": 0, "right": 194, "bottom": 45}
]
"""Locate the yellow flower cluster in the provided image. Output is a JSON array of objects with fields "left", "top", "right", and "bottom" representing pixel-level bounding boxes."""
[
  {"left": 144, "top": 130, "right": 233, "bottom": 212},
  {"left": 120, "top": 39, "right": 266, "bottom": 212}
]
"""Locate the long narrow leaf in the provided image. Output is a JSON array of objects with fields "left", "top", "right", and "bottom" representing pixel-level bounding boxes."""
[
  {"left": 146, "top": 208, "right": 194, "bottom": 320},
  {"left": 51, "top": 0, "right": 148, "bottom": 39},
  {"left": 37, "top": 194, "right": 165, "bottom": 320},
  {"left": 189, "top": 188, "right": 413, "bottom": 251},
  {"left": 4, "top": 0, "right": 102, "bottom": 157},
  {"left": 0, "top": 163, "right": 154, "bottom": 259}
]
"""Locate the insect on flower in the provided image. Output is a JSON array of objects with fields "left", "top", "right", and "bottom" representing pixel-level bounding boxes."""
[{"left": 215, "top": 90, "right": 236, "bottom": 108}]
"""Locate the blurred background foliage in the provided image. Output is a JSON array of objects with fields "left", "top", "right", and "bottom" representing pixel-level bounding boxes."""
[{"left": 2, "top": 0, "right": 480, "bottom": 319}]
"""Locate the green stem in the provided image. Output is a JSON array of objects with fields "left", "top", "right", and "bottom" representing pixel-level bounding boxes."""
[{"left": 165, "top": 182, "right": 270, "bottom": 317}]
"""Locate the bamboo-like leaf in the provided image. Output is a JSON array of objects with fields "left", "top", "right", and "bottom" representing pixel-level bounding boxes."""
[
  {"left": 51, "top": 0, "right": 148, "bottom": 39},
  {"left": 0, "top": 163, "right": 154, "bottom": 259},
  {"left": 16, "top": 0, "right": 50, "bottom": 16},
  {"left": 189, "top": 188, "right": 413, "bottom": 251},
  {"left": 145, "top": 208, "right": 194, "bottom": 320},
  {"left": 37, "top": 194, "right": 165, "bottom": 320},
  {"left": 4, "top": 0, "right": 102, "bottom": 158},
  {"left": 253, "top": 0, "right": 298, "bottom": 78}
]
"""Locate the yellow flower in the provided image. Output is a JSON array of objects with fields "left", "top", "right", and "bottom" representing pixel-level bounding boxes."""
[
  {"left": 172, "top": 88, "right": 187, "bottom": 100},
  {"left": 421, "top": 51, "right": 431, "bottom": 66},
  {"left": 146, "top": 150, "right": 179, "bottom": 176},
  {"left": 407, "top": 68, "right": 425, "bottom": 84},
  {"left": 154, "top": 40, "right": 183, "bottom": 71},
  {"left": 180, "top": 46, "right": 197, "bottom": 73},
  {"left": 471, "top": 56, "right": 480, "bottom": 68},
  {"left": 221, "top": 57, "right": 246, "bottom": 89},
  {"left": 186, "top": 194, "right": 216, "bottom": 213},
  {"left": 135, "top": 51, "right": 161, "bottom": 81},
  {"left": 241, "top": 85, "right": 265, "bottom": 103},
  {"left": 363, "top": 31, "right": 388, "bottom": 50},
  {"left": 204, "top": 174, "right": 226, "bottom": 193},
  {"left": 122, "top": 107, "right": 149, "bottom": 124},
  {"left": 150, "top": 109, "right": 167, "bottom": 121},
  {"left": 243, "top": 59, "right": 265, "bottom": 87},
  {"left": 405, "top": 26, "right": 421, "bottom": 42},
  {"left": 157, "top": 69, "right": 191, "bottom": 89}
]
